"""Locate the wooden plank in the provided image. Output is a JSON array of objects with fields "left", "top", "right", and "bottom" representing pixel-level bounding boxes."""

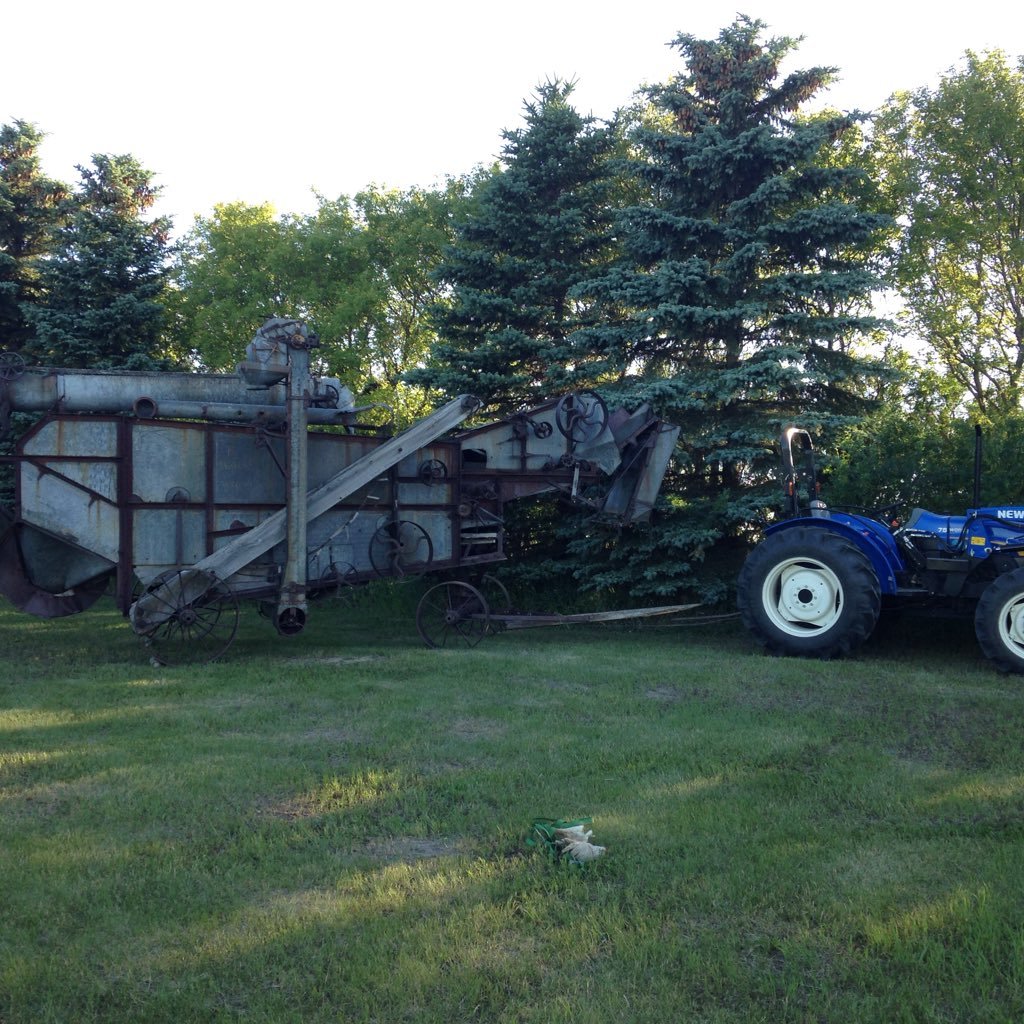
[{"left": 493, "top": 602, "right": 702, "bottom": 629}]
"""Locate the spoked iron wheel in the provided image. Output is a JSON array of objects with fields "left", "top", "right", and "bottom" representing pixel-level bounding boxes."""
[
  {"left": 416, "top": 581, "right": 490, "bottom": 649},
  {"left": 479, "top": 573, "right": 511, "bottom": 634},
  {"left": 554, "top": 390, "right": 608, "bottom": 445},
  {"left": 310, "top": 561, "right": 360, "bottom": 606},
  {"left": 136, "top": 570, "right": 239, "bottom": 665},
  {"left": 0, "top": 351, "right": 26, "bottom": 382},
  {"left": 370, "top": 520, "right": 434, "bottom": 579}
]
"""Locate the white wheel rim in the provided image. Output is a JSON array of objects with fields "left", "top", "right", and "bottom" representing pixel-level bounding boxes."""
[
  {"left": 762, "top": 556, "right": 843, "bottom": 637},
  {"left": 996, "top": 593, "right": 1024, "bottom": 655}
]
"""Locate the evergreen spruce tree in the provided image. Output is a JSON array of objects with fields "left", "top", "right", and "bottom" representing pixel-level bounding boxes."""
[
  {"left": 25, "top": 154, "right": 172, "bottom": 368},
  {"left": 0, "top": 121, "right": 68, "bottom": 351},
  {"left": 563, "top": 17, "right": 890, "bottom": 600},
  {"left": 409, "top": 80, "right": 617, "bottom": 413}
]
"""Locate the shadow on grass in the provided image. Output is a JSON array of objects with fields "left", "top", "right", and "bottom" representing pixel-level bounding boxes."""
[{"left": 3, "top": 593, "right": 1024, "bottom": 1022}]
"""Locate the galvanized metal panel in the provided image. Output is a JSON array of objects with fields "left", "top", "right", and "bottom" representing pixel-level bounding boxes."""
[
  {"left": 307, "top": 511, "right": 381, "bottom": 576},
  {"left": 631, "top": 425, "right": 681, "bottom": 522},
  {"left": 309, "top": 433, "right": 376, "bottom": 481},
  {"left": 455, "top": 407, "right": 571, "bottom": 473},
  {"left": 17, "top": 525, "right": 115, "bottom": 591},
  {"left": 20, "top": 467, "right": 120, "bottom": 562},
  {"left": 20, "top": 458, "right": 117, "bottom": 503},
  {"left": 402, "top": 510, "right": 453, "bottom": 563},
  {"left": 212, "top": 431, "right": 286, "bottom": 504},
  {"left": 9, "top": 367, "right": 291, "bottom": 411},
  {"left": 172, "top": 396, "right": 477, "bottom": 588},
  {"left": 132, "top": 508, "right": 208, "bottom": 569},
  {"left": 212, "top": 509, "right": 261, "bottom": 532},
  {"left": 22, "top": 418, "right": 118, "bottom": 458},
  {"left": 396, "top": 480, "right": 454, "bottom": 505},
  {"left": 308, "top": 434, "right": 394, "bottom": 505},
  {"left": 131, "top": 423, "right": 208, "bottom": 502},
  {"left": 395, "top": 443, "right": 456, "bottom": 477}
]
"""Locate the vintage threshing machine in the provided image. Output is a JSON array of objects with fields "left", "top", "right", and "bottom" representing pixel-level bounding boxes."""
[{"left": 0, "top": 319, "right": 684, "bottom": 663}]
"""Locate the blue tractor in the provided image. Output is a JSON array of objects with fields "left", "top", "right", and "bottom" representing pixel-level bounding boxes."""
[{"left": 737, "top": 427, "right": 1024, "bottom": 673}]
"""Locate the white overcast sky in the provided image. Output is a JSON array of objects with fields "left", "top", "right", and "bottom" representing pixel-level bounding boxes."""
[{"left": 4, "top": 0, "right": 1023, "bottom": 235}]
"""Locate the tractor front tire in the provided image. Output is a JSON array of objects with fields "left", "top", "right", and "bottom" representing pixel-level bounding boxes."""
[
  {"left": 738, "top": 527, "right": 881, "bottom": 659},
  {"left": 975, "top": 568, "right": 1024, "bottom": 674}
]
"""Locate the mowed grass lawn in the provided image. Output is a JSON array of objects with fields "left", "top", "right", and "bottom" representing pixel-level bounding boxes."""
[{"left": 1, "top": 585, "right": 1023, "bottom": 1023}]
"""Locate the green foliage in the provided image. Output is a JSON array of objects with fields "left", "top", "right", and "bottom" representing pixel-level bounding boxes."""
[
  {"left": 23, "top": 154, "right": 173, "bottom": 369},
  {"left": 829, "top": 350, "right": 1024, "bottom": 513},
  {"left": 167, "top": 201, "right": 291, "bottom": 371},
  {"left": 171, "top": 182, "right": 473, "bottom": 423},
  {"left": 350, "top": 184, "right": 474, "bottom": 421},
  {"left": 565, "top": 17, "right": 891, "bottom": 599},
  {"left": 409, "top": 80, "right": 618, "bottom": 414},
  {"left": 874, "top": 50, "right": 1024, "bottom": 416},
  {"left": 3, "top": 598, "right": 1024, "bottom": 1023},
  {"left": 570, "top": 496, "right": 743, "bottom": 604},
  {"left": 0, "top": 120, "right": 68, "bottom": 351}
]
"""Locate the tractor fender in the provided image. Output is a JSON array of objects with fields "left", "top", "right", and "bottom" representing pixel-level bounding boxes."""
[{"left": 763, "top": 516, "right": 903, "bottom": 596}]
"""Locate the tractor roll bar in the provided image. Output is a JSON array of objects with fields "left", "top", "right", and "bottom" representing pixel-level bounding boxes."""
[{"left": 780, "top": 427, "right": 818, "bottom": 518}]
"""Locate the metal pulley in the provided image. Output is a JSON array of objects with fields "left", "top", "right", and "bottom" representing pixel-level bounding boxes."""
[
  {"left": 0, "top": 351, "right": 26, "bottom": 382},
  {"left": 555, "top": 391, "right": 608, "bottom": 445}
]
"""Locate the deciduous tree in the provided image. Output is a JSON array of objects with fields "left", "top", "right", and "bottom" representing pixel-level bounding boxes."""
[
  {"left": 171, "top": 183, "right": 471, "bottom": 421},
  {"left": 874, "top": 50, "right": 1024, "bottom": 418},
  {"left": 168, "top": 201, "right": 297, "bottom": 370},
  {"left": 351, "top": 183, "right": 471, "bottom": 419}
]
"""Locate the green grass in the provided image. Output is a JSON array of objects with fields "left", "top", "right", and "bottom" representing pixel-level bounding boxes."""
[{"left": 2, "top": 587, "right": 1023, "bottom": 1023}]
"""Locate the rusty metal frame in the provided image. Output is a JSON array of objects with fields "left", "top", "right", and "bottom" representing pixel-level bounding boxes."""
[{"left": 1, "top": 360, "right": 681, "bottom": 656}]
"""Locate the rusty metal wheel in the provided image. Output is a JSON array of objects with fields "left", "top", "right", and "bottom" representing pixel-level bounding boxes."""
[
  {"left": 416, "top": 581, "right": 490, "bottom": 649},
  {"left": 369, "top": 520, "right": 433, "bottom": 578},
  {"left": 555, "top": 391, "right": 608, "bottom": 445},
  {"left": 479, "top": 573, "right": 511, "bottom": 614},
  {"left": 479, "top": 574, "right": 511, "bottom": 632},
  {"left": 310, "top": 560, "right": 359, "bottom": 605},
  {"left": 136, "top": 569, "right": 239, "bottom": 665},
  {"left": 418, "top": 458, "right": 448, "bottom": 484},
  {"left": 0, "top": 351, "right": 26, "bottom": 382}
]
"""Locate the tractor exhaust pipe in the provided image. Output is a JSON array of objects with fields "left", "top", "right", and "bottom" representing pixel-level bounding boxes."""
[{"left": 974, "top": 424, "right": 983, "bottom": 508}]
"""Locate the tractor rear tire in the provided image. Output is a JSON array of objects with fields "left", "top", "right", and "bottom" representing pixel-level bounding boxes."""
[
  {"left": 738, "top": 527, "right": 881, "bottom": 659},
  {"left": 974, "top": 568, "right": 1024, "bottom": 674}
]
